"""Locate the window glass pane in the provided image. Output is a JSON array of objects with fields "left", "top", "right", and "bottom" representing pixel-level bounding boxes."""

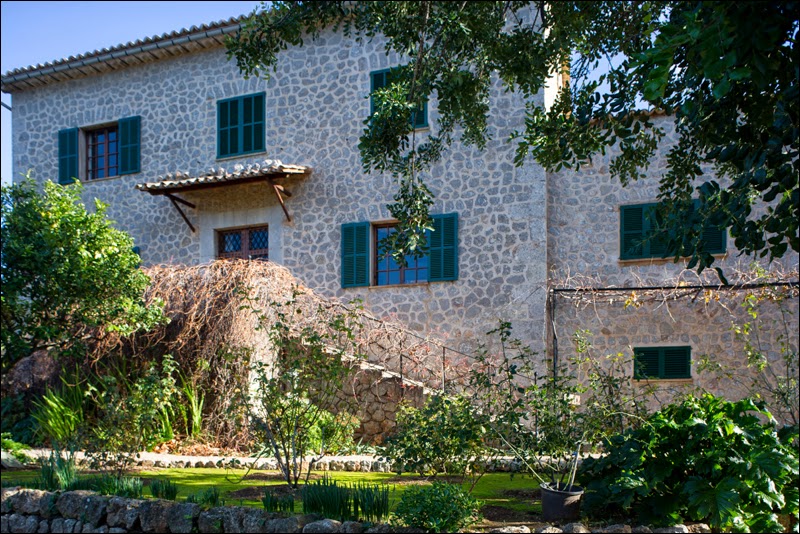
[
  {"left": 109, "top": 141, "right": 117, "bottom": 153},
  {"left": 254, "top": 95, "right": 264, "bottom": 122},
  {"left": 97, "top": 132, "right": 105, "bottom": 143},
  {"left": 97, "top": 168, "right": 105, "bottom": 179},
  {"left": 97, "top": 144, "right": 105, "bottom": 155},
  {"left": 97, "top": 156, "right": 104, "bottom": 168},
  {"left": 109, "top": 155, "right": 117, "bottom": 167},
  {"left": 109, "top": 131, "right": 117, "bottom": 141},
  {"left": 377, "top": 272, "right": 388, "bottom": 286},
  {"left": 418, "top": 268, "right": 427, "bottom": 281},
  {"left": 253, "top": 124, "right": 264, "bottom": 151},
  {"left": 222, "top": 233, "right": 242, "bottom": 252},
  {"left": 244, "top": 97, "right": 253, "bottom": 123},
  {"left": 389, "top": 271, "right": 400, "bottom": 285},
  {"left": 229, "top": 100, "right": 239, "bottom": 126},
  {"left": 229, "top": 130, "right": 239, "bottom": 154},
  {"left": 243, "top": 125, "right": 253, "bottom": 152},
  {"left": 405, "top": 271, "right": 417, "bottom": 284},
  {"left": 250, "top": 229, "right": 269, "bottom": 250}
]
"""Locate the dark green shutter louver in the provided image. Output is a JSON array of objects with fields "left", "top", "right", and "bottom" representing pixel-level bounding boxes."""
[
  {"left": 646, "top": 205, "right": 670, "bottom": 258},
  {"left": 341, "top": 222, "right": 370, "bottom": 288},
  {"left": 634, "top": 348, "right": 661, "bottom": 379},
  {"left": 429, "top": 213, "right": 459, "bottom": 282},
  {"left": 663, "top": 347, "right": 691, "bottom": 379},
  {"left": 118, "top": 116, "right": 141, "bottom": 175},
  {"left": 58, "top": 128, "right": 79, "bottom": 185},
  {"left": 691, "top": 200, "right": 727, "bottom": 254},
  {"left": 621, "top": 205, "right": 645, "bottom": 259}
]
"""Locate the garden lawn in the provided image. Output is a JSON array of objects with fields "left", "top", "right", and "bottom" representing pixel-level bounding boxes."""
[{"left": 2, "top": 468, "right": 544, "bottom": 516}]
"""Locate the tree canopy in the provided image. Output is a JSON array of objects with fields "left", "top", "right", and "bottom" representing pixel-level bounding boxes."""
[
  {"left": 227, "top": 1, "right": 799, "bottom": 274},
  {"left": 0, "top": 179, "right": 165, "bottom": 371}
]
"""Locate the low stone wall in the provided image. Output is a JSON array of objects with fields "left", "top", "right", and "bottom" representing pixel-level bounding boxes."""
[{"left": 0, "top": 488, "right": 375, "bottom": 534}]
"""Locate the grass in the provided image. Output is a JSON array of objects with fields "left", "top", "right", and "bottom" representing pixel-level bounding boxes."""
[{"left": 1, "top": 468, "right": 544, "bottom": 517}]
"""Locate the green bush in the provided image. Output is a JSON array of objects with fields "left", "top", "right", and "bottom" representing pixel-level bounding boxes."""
[
  {"left": 579, "top": 394, "right": 799, "bottom": 532},
  {"left": 31, "top": 381, "right": 85, "bottom": 445},
  {"left": 307, "top": 410, "right": 358, "bottom": 456},
  {"left": 392, "top": 482, "right": 481, "bottom": 533},
  {"left": 0, "top": 432, "right": 33, "bottom": 464},
  {"left": 37, "top": 449, "right": 79, "bottom": 491},
  {"left": 186, "top": 487, "right": 222, "bottom": 508},
  {"left": 262, "top": 490, "right": 295, "bottom": 515},
  {"left": 383, "top": 394, "right": 490, "bottom": 482},
  {"left": 150, "top": 479, "right": 179, "bottom": 500},
  {"left": 302, "top": 474, "right": 352, "bottom": 521},
  {"left": 94, "top": 475, "right": 144, "bottom": 499}
]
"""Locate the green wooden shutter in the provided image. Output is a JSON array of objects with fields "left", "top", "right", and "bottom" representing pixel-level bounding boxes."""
[
  {"left": 217, "top": 98, "right": 239, "bottom": 158},
  {"left": 341, "top": 222, "right": 370, "bottom": 288},
  {"left": 370, "top": 70, "right": 387, "bottom": 115},
  {"left": 645, "top": 204, "right": 671, "bottom": 257},
  {"left": 429, "top": 213, "right": 459, "bottom": 282},
  {"left": 58, "top": 128, "right": 79, "bottom": 185},
  {"left": 118, "top": 116, "right": 141, "bottom": 175},
  {"left": 620, "top": 205, "right": 646, "bottom": 259},
  {"left": 663, "top": 346, "right": 691, "bottom": 379},
  {"left": 241, "top": 93, "right": 265, "bottom": 154},
  {"left": 634, "top": 348, "right": 661, "bottom": 379},
  {"left": 691, "top": 201, "right": 727, "bottom": 254}
]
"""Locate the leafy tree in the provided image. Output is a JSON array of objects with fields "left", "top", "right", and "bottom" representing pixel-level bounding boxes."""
[
  {"left": 228, "top": 1, "right": 798, "bottom": 273},
  {"left": 0, "top": 178, "right": 164, "bottom": 371}
]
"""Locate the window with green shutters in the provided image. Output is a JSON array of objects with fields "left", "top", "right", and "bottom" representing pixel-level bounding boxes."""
[
  {"left": 370, "top": 68, "right": 428, "bottom": 129},
  {"left": 341, "top": 213, "right": 458, "bottom": 288},
  {"left": 620, "top": 202, "right": 727, "bottom": 260},
  {"left": 634, "top": 346, "right": 691, "bottom": 379},
  {"left": 58, "top": 128, "right": 79, "bottom": 185},
  {"left": 217, "top": 93, "right": 266, "bottom": 159},
  {"left": 58, "top": 115, "right": 140, "bottom": 183}
]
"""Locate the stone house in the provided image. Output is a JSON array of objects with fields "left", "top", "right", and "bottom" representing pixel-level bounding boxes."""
[{"left": 2, "top": 15, "right": 797, "bottom": 420}]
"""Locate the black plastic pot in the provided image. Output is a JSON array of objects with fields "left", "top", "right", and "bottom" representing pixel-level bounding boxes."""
[{"left": 540, "top": 482, "right": 584, "bottom": 522}]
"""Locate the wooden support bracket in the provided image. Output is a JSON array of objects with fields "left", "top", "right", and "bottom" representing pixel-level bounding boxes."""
[
  {"left": 267, "top": 178, "right": 292, "bottom": 222},
  {"left": 166, "top": 193, "right": 196, "bottom": 233}
]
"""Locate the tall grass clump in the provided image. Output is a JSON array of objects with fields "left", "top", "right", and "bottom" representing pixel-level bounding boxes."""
[
  {"left": 150, "top": 478, "right": 179, "bottom": 500},
  {"left": 262, "top": 490, "right": 295, "bottom": 515},
  {"left": 302, "top": 475, "right": 352, "bottom": 521}
]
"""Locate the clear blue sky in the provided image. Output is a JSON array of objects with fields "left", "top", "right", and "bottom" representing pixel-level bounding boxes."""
[{"left": 0, "top": 0, "right": 263, "bottom": 186}]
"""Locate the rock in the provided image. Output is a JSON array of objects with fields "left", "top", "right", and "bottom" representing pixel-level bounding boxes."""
[
  {"left": 49, "top": 519, "right": 64, "bottom": 534},
  {"left": 597, "top": 526, "right": 631, "bottom": 534},
  {"left": 62, "top": 520, "right": 77, "bottom": 534},
  {"left": 82, "top": 525, "right": 108, "bottom": 534},
  {"left": 37, "top": 520, "right": 49, "bottom": 533},
  {"left": 631, "top": 527, "right": 652, "bottom": 534},
  {"left": 8, "top": 514, "right": 38, "bottom": 534},
  {"left": 138, "top": 500, "right": 174, "bottom": 532},
  {"left": 535, "top": 527, "right": 563, "bottom": 533},
  {"left": 364, "top": 525, "right": 393, "bottom": 534},
  {"left": 686, "top": 525, "right": 711, "bottom": 534},
  {"left": 204, "top": 461, "right": 216, "bottom": 468},
  {"left": 56, "top": 492, "right": 94, "bottom": 520},
  {"left": 73, "top": 522, "right": 84, "bottom": 534},
  {"left": 653, "top": 527, "right": 688, "bottom": 534},
  {"left": 1, "top": 451, "right": 24, "bottom": 468},
  {"left": 241, "top": 508, "right": 268, "bottom": 533},
  {"left": 105, "top": 498, "right": 140, "bottom": 530},
  {"left": 108, "top": 530, "right": 127, "bottom": 534},
  {"left": 489, "top": 527, "right": 531, "bottom": 533},
  {"left": 344, "top": 461, "right": 357, "bottom": 471},
  {"left": 562, "top": 524, "right": 591, "bottom": 533},
  {"left": 329, "top": 461, "right": 344, "bottom": 471},
  {"left": 198, "top": 508, "right": 225, "bottom": 534},
  {"left": 220, "top": 506, "right": 248, "bottom": 533},
  {"left": 166, "top": 502, "right": 200, "bottom": 533},
  {"left": 12, "top": 490, "right": 50, "bottom": 515},
  {"left": 341, "top": 521, "right": 363, "bottom": 534},
  {"left": 303, "top": 519, "right": 342, "bottom": 533},
  {"left": 152, "top": 461, "right": 164, "bottom": 468},
  {"left": 265, "top": 517, "right": 302, "bottom": 533},
  {"left": 83, "top": 496, "right": 109, "bottom": 527},
  {"left": 194, "top": 461, "right": 205, "bottom": 468}
]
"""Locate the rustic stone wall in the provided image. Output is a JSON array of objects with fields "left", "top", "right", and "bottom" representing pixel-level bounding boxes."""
[{"left": 546, "top": 115, "right": 800, "bottom": 418}]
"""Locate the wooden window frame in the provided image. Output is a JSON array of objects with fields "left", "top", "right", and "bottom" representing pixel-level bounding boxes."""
[
  {"left": 86, "top": 126, "right": 119, "bottom": 180},
  {"left": 217, "top": 92, "right": 266, "bottom": 159},
  {"left": 216, "top": 225, "right": 269, "bottom": 260},
  {"left": 373, "top": 223, "right": 428, "bottom": 286}
]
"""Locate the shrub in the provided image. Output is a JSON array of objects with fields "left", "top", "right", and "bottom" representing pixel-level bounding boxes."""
[
  {"left": 150, "top": 479, "right": 179, "bottom": 500},
  {"left": 186, "top": 487, "right": 222, "bottom": 508},
  {"left": 262, "top": 490, "right": 295, "bottom": 515},
  {"left": 579, "top": 394, "right": 799, "bottom": 532},
  {"left": 383, "top": 394, "right": 491, "bottom": 487},
  {"left": 302, "top": 475, "right": 352, "bottom": 521},
  {"left": 95, "top": 475, "right": 144, "bottom": 499},
  {"left": 37, "top": 449, "right": 79, "bottom": 491},
  {"left": 0, "top": 432, "right": 33, "bottom": 464},
  {"left": 392, "top": 482, "right": 481, "bottom": 533},
  {"left": 30, "top": 379, "right": 85, "bottom": 446}
]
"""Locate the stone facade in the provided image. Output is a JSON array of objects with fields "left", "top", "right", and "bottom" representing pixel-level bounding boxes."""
[
  {"left": 4, "top": 17, "right": 798, "bottom": 415},
  {"left": 8, "top": 26, "right": 547, "bottom": 359}
]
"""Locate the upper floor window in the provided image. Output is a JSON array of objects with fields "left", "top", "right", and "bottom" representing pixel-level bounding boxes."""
[
  {"left": 341, "top": 213, "right": 458, "bottom": 288},
  {"left": 370, "top": 68, "right": 428, "bottom": 129},
  {"left": 58, "top": 116, "right": 140, "bottom": 184},
  {"left": 620, "top": 201, "right": 727, "bottom": 260},
  {"left": 634, "top": 346, "right": 691, "bottom": 380},
  {"left": 217, "top": 225, "right": 269, "bottom": 260},
  {"left": 87, "top": 126, "right": 118, "bottom": 180},
  {"left": 217, "top": 93, "right": 266, "bottom": 159}
]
